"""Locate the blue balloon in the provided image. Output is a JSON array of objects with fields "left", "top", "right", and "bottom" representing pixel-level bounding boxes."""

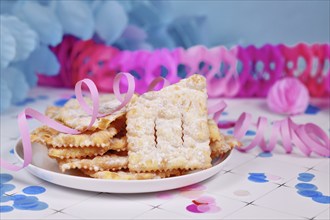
[
  {"left": 24, "top": 45, "right": 60, "bottom": 77},
  {"left": 56, "top": 1, "right": 94, "bottom": 40},
  {"left": 168, "top": 15, "right": 209, "bottom": 48},
  {"left": 93, "top": 1, "right": 128, "bottom": 45},
  {"left": 13, "top": 1, "right": 63, "bottom": 46}
]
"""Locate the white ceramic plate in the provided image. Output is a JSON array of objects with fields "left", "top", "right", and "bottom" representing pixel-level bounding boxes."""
[{"left": 15, "top": 141, "right": 232, "bottom": 193}]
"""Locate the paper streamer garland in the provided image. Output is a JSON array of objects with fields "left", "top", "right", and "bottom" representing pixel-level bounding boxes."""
[
  {"left": 1, "top": 74, "right": 329, "bottom": 172},
  {"left": 38, "top": 41, "right": 330, "bottom": 98}
]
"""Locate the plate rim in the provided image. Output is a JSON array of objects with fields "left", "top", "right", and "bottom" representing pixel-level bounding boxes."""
[{"left": 14, "top": 141, "right": 232, "bottom": 192}]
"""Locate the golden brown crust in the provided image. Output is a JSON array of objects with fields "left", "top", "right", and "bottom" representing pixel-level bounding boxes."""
[
  {"left": 81, "top": 169, "right": 185, "bottom": 180},
  {"left": 31, "top": 126, "right": 119, "bottom": 148},
  {"left": 48, "top": 146, "right": 110, "bottom": 159},
  {"left": 52, "top": 95, "right": 130, "bottom": 131},
  {"left": 208, "top": 119, "right": 241, "bottom": 159},
  {"left": 58, "top": 154, "right": 128, "bottom": 172}
]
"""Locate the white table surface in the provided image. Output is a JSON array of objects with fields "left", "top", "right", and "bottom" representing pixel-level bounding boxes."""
[{"left": 0, "top": 86, "right": 329, "bottom": 220}]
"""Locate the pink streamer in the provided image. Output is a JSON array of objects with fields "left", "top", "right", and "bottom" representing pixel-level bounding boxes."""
[
  {"left": 0, "top": 73, "right": 135, "bottom": 171},
  {"left": 211, "top": 101, "right": 330, "bottom": 157},
  {"left": 3, "top": 73, "right": 329, "bottom": 171}
]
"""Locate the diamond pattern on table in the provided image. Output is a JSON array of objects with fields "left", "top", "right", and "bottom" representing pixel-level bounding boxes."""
[
  {"left": 116, "top": 190, "right": 178, "bottom": 207},
  {"left": 36, "top": 181, "right": 98, "bottom": 211},
  {"left": 314, "top": 208, "right": 330, "bottom": 220},
  {"left": 0, "top": 87, "right": 329, "bottom": 220},
  {"left": 313, "top": 160, "right": 330, "bottom": 174},
  {"left": 254, "top": 186, "right": 329, "bottom": 219},
  {"left": 223, "top": 203, "right": 303, "bottom": 219},
  {"left": 231, "top": 155, "right": 305, "bottom": 183},
  {"left": 63, "top": 193, "right": 152, "bottom": 219},
  {"left": 220, "top": 150, "right": 257, "bottom": 172},
  {"left": 134, "top": 208, "right": 190, "bottom": 219},
  {"left": 0, "top": 207, "right": 54, "bottom": 220},
  {"left": 159, "top": 192, "right": 245, "bottom": 219},
  {"left": 263, "top": 147, "right": 327, "bottom": 169},
  {"left": 203, "top": 172, "right": 279, "bottom": 203},
  {"left": 44, "top": 211, "right": 80, "bottom": 219}
]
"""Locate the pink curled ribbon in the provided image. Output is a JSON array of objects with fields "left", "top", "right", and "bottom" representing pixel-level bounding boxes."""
[
  {"left": 210, "top": 101, "right": 330, "bottom": 157},
  {"left": 0, "top": 72, "right": 135, "bottom": 171},
  {"left": 1, "top": 75, "right": 329, "bottom": 172}
]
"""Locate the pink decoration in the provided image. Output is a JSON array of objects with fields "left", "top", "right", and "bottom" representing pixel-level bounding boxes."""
[
  {"left": 0, "top": 73, "right": 135, "bottom": 171},
  {"left": 211, "top": 100, "right": 330, "bottom": 157},
  {"left": 267, "top": 77, "right": 309, "bottom": 115},
  {"left": 39, "top": 39, "right": 330, "bottom": 98},
  {"left": 186, "top": 196, "right": 221, "bottom": 214},
  {"left": 1, "top": 75, "right": 330, "bottom": 172}
]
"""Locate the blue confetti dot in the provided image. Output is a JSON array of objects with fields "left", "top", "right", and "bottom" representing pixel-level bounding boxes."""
[
  {"left": 10, "top": 194, "right": 26, "bottom": 201},
  {"left": 25, "top": 97, "right": 35, "bottom": 103},
  {"left": 37, "top": 95, "right": 48, "bottom": 100},
  {"left": 15, "top": 97, "right": 36, "bottom": 106},
  {"left": 13, "top": 196, "right": 48, "bottom": 211},
  {"left": 245, "top": 130, "right": 256, "bottom": 136},
  {"left": 258, "top": 152, "right": 273, "bottom": 158},
  {"left": 248, "top": 176, "right": 269, "bottom": 183},
  {"left": 23, "top": 186, "right": 46, "bottom": 195},
  {"left": 0, "top": 205, "right": 13, "bottom": 213},
  {"left": 305, "top": 104, "right": 321, "bottom": 114},
  {"left": 298, "top": 173, "right": 315, "bottom": 182},
  {"left": 297, "top": 190, "right": 322, "bottom": 198},
  {"left": 0, "top": 184, "right": 15, "bottom": 194},
  {"left": 30, "top": 201, "right": 48, "bottom": 211},
  {"left": 54, "top": 99, "right": 69, "bottom": 107},
  {"left": 221, "top": 112, "right": 228, "bottom": 115},
  {"left": 13, "top": 196, "right": 38, "bottom": 207},
  {"left": 295, "top": 183, "right": 318, "bottom": 191},
  {"left": 9, "top": 149, "right": 14, "bottom": 155},
  {"left": 227, "top": 130, "right": 233, "bottom": 135},
  {"left": 312, "top": 195, "right": 330, "bottom": 204},
  {"left": 249, "top": 173, "right": 267, "bottom": 177},
  {"left": 0, "top": 196, "right": 11, "bottom": 203},
  {"left": 0, "top": 174, "right": 13, "bottom": 184},
  {"left": 248, "top": 173, "right": 268, "bottom": 183}
]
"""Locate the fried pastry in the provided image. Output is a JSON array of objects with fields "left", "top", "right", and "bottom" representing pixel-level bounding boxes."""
[
  {"left": 31, "top": 126, "right": 119, "bottom": 148},
  {"left": 48, "top": 145, "right": 113, "bottom": 159},
  {"left": 47, "top": 136, "right": 127, "bottom": 159},
  {"left": 208, "top": 119, "right": 241, "bottom": 158},
  {"left": 82, "top": 169, "right": 184, "bottom": 180},
  {"left": 126, "top": 75, "right": 212, "bottom": 172},
  {"left": 58, "top": 154, "right": 128, "bottom": 172},
  {"left": 52, "top": 95, "right": 128, "bottom": 131}
]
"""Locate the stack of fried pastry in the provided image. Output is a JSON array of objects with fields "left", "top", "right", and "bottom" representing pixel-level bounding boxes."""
[{"left": 31, "top": 75, "right": 240, "bottom": 180}]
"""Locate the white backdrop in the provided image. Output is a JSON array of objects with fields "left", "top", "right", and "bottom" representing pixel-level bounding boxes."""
[{"left": 171, "top": 1, "right": 330, "bottom": 47}]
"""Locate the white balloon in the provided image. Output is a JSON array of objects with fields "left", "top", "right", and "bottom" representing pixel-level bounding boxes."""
[{"left": 2, "top": 15, "right": 39, "bottom": 61}]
